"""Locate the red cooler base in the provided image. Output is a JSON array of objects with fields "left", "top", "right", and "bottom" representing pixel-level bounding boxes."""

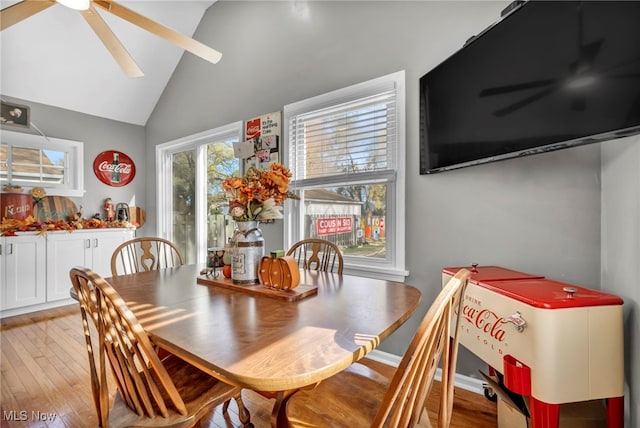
[{"left": 529, "top": 396, "right": 623, "bottom": 428}]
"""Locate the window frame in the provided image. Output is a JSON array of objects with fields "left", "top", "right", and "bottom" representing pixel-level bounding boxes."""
[
  {"left": 283, "top": 71, "right": 408, "bottom": 282},
  {"left": 156, "top": 122, "right": 243, "bottom": 264},
  {"left": 0, "top": 130, "right": 84, "bottom": 197}
]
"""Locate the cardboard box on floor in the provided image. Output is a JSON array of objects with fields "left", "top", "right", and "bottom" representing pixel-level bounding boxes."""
[{"left": 481, "top": 372, "right": 606, "bottom": 428}]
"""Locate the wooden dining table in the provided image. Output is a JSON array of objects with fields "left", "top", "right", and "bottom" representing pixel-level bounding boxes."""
[{"left": 106, "top": 263, "right": 422, "bottom": 427}]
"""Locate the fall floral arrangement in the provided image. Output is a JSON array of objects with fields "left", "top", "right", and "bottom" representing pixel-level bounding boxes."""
[
  {"left": 1, "top": 185, "right": 132, "bottom": 235},
  {"left": 0, "top": 216, "right": 131, "bottom": 236},
  {"left": 221, "top": 163, "right": 298, "bottom": 222}
]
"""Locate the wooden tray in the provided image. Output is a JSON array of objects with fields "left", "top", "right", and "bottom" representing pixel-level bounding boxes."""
[{"left": 197, "top": 275, "right": 317, "bottom": 302}]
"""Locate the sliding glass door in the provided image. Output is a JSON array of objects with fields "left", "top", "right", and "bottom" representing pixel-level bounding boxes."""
[
  {"left": 157, "top": 123, "right": 242, "bottom": 264},
  {"left": 170, "top": 148, "right": 197, "bottom": 263}
]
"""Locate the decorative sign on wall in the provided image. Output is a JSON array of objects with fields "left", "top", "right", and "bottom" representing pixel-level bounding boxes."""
[
  {"left": 234, "top": 111, "right": 281, "bottom": 170},
  {"left": 93, "top": 150, "right": 136, "bottom": 187},
  {"left": 0, "top": 101, "right": 30, "bottom": 128},
  {"left": 316, "top": 217, "right": 354, "bottom": 236}
]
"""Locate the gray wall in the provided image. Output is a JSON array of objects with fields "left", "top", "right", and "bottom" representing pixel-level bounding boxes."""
[
  {"left": 139, "top": 1, "right": 635, "bottom": 425},
  {"left": 1, "top": 95, "right": 147, "bottom": 227},
  {"left": 602, "top": 134, "right": 640, "bottom": 427}
]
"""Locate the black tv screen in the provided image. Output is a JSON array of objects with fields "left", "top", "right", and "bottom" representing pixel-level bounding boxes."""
[{"left": 419, "top": 0, "right": 640, "bottom": 174}]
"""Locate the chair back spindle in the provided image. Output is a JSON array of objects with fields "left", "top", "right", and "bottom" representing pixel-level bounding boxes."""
[
  {"left": 111, "top": 237, "right": 184, "bottom": 276},
  {"left": 70, "top": 267, "right": 252, "bottom": 427},
  {"left": 286, "top": 238, "right": 343, "bottom": 274},
  {"left": 70, "top": 267, "right": 187, "bottom": 425},
  {"left": 373, "top": 269, "right": 470, "bottom": 427}
]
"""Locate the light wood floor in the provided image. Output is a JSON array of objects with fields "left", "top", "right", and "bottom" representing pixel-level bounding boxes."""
[{"left": 0, "top": 305, "right": 497, "bottom": 427}]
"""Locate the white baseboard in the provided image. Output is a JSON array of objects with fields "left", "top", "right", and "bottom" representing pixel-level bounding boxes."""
[
  {"left": 366, "top": 349, "right": 485, "bottom": 395},
  {"left": 0, "top": 299, "right": 76, "bottom": 319}
]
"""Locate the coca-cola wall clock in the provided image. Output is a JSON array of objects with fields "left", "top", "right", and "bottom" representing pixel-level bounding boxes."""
[{"left": 93, "top": 150, "right": 136, "bottom": 187}]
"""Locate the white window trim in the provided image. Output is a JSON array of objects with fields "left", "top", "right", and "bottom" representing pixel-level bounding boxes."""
[
  {"left": 283, "top": 71, "right": 408, "bottom": 282},
  {"left": 156, "top": 122, "right": 243, "bottom": 264},
  {"left": 1, "top": 129, "right": 84, "bottom": 197}
]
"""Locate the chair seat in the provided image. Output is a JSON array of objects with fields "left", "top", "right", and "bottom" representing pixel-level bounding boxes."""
[
  {"left": 286, "top": 362, "right": 390, "bottom": 428},
  {"left": 109, "top": 354, "right": 246, "bottom": 427}
]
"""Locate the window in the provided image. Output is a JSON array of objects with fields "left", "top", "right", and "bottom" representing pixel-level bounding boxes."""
[
  {"left": 284, "top": 71, "right": 407, "bottom": 281},
  {"left": 157, "top": 122, "right": 242, "bottom": 264},
  {"left": 0, "top": 130, "right": 84, "bottom": 197}
]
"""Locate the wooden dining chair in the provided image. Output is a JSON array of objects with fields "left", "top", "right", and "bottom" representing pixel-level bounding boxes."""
[
  {"left": 111, "top": 237, "right": 184, "bottom": 277},
  {"left": 286, "top": 238, "right": 344, "bottom": 274},
  {"left": 284, "top": 268, "right": 471, "bottom": 428},
  {"left": 69, "top": 266, "right": 252, "bottom": 428}
]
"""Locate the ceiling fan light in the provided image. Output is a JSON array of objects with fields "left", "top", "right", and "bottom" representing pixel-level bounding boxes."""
[
  {"left": 57, "top": 0, "right": 90, "bottom": 11},
  {"left": 567, "top": 75, "right": 597, "bottom": 90}
]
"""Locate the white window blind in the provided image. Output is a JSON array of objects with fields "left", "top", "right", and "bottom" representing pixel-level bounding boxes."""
[{"left": 288, "top": 90, "right": 397, "bottom": 186}]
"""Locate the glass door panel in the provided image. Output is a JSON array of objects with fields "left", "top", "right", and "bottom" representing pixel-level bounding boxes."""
[
  {"left": 171, "top": 149, "right": 196, "bottom": 263},
  {"left": 206, "top": 141, "right": 239, "bottom": 251},
  {"left": 167, "top": 138, "right": 239, "bottom": 265}
]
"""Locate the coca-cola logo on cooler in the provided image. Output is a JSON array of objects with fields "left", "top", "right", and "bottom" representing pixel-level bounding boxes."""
[
  {"left": 93, "top": 150, "right": 136, "bottom": 187},
  {"left": 456, "top": 293, "right": 511, "bottom": 356}
]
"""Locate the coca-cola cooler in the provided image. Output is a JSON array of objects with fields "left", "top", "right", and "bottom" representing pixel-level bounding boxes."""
[{"left": 443, "top": 265, "right": 624, "bottom": 428}]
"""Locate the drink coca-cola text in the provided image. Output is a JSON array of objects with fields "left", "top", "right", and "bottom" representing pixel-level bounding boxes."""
[{"left": 461, "top": 305, "right": 508, "bottom": 342}]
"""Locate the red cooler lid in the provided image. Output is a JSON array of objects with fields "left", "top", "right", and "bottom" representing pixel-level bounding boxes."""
[
  {"left": 442, "top": 265, "right": 544, "bottom": 285},
  {"left": 479, "top": 278, "right": 623, "bottom": 309}
]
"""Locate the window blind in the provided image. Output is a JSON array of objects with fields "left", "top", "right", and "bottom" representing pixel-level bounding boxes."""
[{"left": 288, "top": 89, "right": 397, "bottom": 187}]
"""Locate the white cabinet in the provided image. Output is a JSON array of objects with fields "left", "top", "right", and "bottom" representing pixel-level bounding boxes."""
[
  {"left": 0, "top": 228, "right": 134, "bottom": 318},
  {"left": 46, "top": 229, "right": 134, "bottom": 302},
  {"left": 0, "top": 234, "right": 47, "bottom": 310}
]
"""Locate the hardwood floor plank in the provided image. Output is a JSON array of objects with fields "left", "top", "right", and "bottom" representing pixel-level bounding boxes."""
[{"left": 1, "top": 306, "right": 497, "bottom": 428}]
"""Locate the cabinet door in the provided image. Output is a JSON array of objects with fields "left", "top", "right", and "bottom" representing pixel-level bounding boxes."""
[
  {"left": 91, "top": 230, "right": 135, "bottom": 278},
  {"left": 46, "top": 233, "right": 92, "bottom": 302},
  {"left": 1, "top": 235, "right": 47, "bottom": 310}
]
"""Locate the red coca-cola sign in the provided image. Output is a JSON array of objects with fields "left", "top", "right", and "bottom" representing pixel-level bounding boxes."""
[
  {"left": 93, "top": 150, "right": 136, "bottom": 187},
  {"left": 245, "top": 118, "right": 261, "bottom": 139}
]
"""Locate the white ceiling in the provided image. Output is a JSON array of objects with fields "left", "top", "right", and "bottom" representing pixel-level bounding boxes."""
[{"left": 0, "top": 0, "right": 216, "bottom": 126}]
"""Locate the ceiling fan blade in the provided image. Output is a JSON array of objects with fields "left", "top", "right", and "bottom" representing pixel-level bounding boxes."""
[
  {"left": 0, "top": 0, "right": 55, "bottom": 31},
  {"left": 480, "top": 79, "right": 558, "bottom": 97},
  {"left": 92, "top": 0, "right": 222, "bottom": 64},
  {"left": 493, "top": 86, "right": 556, "bottom": 117},
  {"left": 80, "top": 5, "right": 144, "bottom": 78}
]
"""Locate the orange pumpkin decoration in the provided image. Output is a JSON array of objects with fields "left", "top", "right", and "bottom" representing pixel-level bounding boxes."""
[
  {"left": 222, "top": 264, "right": 232, "bottom": 278},
  {"left": 258, "top": 256, "right": 300, "bottom": 290}
]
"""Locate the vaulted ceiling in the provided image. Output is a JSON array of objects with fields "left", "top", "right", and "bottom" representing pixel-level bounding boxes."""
[{"left": 0, "top": 0, "right": 216, "bottom": 126}]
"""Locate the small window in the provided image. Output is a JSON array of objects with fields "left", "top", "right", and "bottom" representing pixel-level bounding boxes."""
[
  {"left": 0, "top": 130, "right": 84, "bottom": 196},
  {"left": 284, "top": 71, "right": 407, "bottom": 281}
]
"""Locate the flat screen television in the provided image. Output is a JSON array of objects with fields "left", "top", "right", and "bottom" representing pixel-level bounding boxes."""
[{"left": 419, "top": 0, "right": 640, "bottom": 174}]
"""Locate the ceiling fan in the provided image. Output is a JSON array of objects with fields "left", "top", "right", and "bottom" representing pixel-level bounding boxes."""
[{"left": 0, "top": 0, "right": 222, "bottom": 78}]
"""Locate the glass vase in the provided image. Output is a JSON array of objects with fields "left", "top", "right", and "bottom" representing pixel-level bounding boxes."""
[{"left": 230, "top": 221, "right": 264, "bottom": 284}]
